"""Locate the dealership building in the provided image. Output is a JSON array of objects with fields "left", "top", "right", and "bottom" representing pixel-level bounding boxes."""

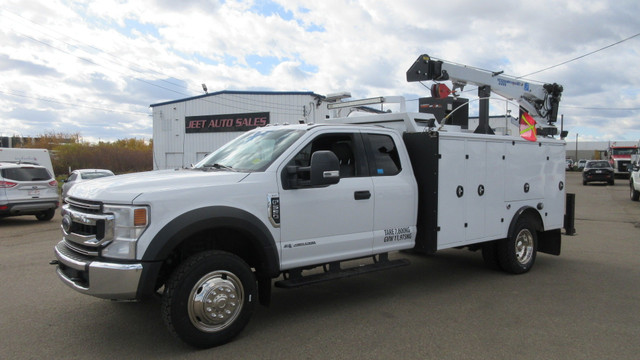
[{"left": 150, "top": 90, "right": 335, "bottom": 170}]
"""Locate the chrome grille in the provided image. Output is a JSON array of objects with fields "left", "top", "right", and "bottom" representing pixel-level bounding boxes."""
[
  {"left": 618, "top": 160, "right": 630, "bottom": 172},
  {"left": 66, "top": 197, "right": 102, "bottom": 214},
  {"left": 61, "top": 199, "right": 114, "bottom": 256},
  {"left": 63, "top": 240, "right": 100, "bottom": 257}
]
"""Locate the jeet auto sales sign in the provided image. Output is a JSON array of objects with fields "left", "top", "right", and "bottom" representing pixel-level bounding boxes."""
[{"left": 185, "top": 112, "right": 270, "bottom": 133}]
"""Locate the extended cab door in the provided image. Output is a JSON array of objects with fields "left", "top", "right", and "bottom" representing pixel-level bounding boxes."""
[
  {"left": 363, "top": 132, "right": 418, "bottom": 253},
  {"left": 278, "top": 130, "right": 374, "bottom": 270}
]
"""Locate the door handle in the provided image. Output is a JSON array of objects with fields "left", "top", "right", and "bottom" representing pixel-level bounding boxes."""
[{"left": 354, "top": 190, "right": 371, "bottom": 200}]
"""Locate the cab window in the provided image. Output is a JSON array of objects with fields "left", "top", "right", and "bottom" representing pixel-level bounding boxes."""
[
  {"left": 287, "top": 133, "right": 366, "bottom": 178},
  {"left": 365, "top": 134, "right": 401, "bottom": 176}
]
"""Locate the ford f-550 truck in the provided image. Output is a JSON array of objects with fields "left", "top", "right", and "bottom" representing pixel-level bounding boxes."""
[{"left": 53, "top": 55, "right": 572, "bottom": 348}]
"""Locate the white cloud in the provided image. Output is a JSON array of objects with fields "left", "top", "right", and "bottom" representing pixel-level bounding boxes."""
[{"left": 0, "top": 0, "right": 638, "bottom": 142}]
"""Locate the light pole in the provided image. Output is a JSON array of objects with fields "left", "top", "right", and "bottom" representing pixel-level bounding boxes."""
[{"left": 575, "top": 133, "right": 579, "bottom": 162}]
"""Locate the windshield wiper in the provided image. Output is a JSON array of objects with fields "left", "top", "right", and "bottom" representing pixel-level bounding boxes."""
[{"left": 202, "top": 163, "right": 237, "bottom": 172}]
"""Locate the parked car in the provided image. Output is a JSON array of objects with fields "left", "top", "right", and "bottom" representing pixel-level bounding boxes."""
[
  {"left": 0, "top": 161, "right": 59, "bottom": 221},
  {"left": 582, "top": 160, "right": 614, "bottom": 185},
  {"left": 577, "top": 159, "right": 587, "bottom": 170},
  {"left": 61, "top": 169, "right": 115, "bottom": 199},
  {"left": 566, "top": 158, "right": 574, "bottom": 170}
]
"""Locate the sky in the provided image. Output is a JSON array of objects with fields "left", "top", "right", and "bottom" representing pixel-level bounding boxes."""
[{"left": 0, "top": 0, "right": 639, "bottom": 144}]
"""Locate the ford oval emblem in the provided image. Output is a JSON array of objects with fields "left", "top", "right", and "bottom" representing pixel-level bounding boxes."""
[{"left": 62, "top": 215, "right": 72, "bottom": 233}]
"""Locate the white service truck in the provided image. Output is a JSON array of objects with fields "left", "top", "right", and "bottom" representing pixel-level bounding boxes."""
[{"left": 53, "top": 55, "right": 573, "bottom": 348}]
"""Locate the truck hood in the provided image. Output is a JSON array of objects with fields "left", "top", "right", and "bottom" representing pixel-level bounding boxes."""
[{"left": 67, "top": 169, "right": 250, "bottom": 203}]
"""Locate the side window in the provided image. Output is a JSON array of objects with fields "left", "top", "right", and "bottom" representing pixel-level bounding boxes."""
[
  {"left": 286, "top": 133, "right": 362, "bottom": 178},
  {"left": 366, "top": 134, "right": 401, "bottom": 176}
]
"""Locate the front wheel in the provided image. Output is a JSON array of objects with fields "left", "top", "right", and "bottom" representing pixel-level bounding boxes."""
[
  {"left": 162, "top": 251, "right": 257, "bottom": 348},
  {"left": 498, "top": 217, "right": 537, "bottom": 274}
]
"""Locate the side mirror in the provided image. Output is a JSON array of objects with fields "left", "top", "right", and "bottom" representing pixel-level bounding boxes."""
[
  {"left": 284, "top": 150, "right": 340, "bottom": 189},
  {"left": 310, "top": 150, "right": 340, "bottom": 186}
]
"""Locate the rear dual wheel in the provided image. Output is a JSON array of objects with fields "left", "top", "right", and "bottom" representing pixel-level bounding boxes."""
[{"left": 496, "top": 216, "right": 538, "bottom": 274}]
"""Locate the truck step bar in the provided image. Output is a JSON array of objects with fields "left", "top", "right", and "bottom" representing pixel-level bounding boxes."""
[{"left": 274, "top": 253, "right": 410, "bottom": 288}]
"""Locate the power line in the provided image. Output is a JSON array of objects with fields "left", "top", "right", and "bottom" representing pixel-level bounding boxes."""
[
  {"left": 0, "top": 89, "right": 149, "bottom": 115},
  {"left": 561, "top": 104, "right": 640, "bottom": 111},
  {"left": 17, "top": 32, "right": 193, "bottom": 98},
  {"left": 1, "top": 8, "right": 191, "bottom": 93},
  {"left": 518, "top": 32, "right": 640, "bottom": 78},
  {"left": 2, "top": 9, "right": 312, "bottom": 112},
  {"left": 15, "top": 30, "right": 309, "bottom": 114}
]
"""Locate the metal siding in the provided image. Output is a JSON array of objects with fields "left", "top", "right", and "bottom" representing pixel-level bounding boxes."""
[{"left": 152, "top": 93, "right": 327, "bottom": 169}]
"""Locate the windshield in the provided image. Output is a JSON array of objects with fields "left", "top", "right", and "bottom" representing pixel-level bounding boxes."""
[
  {"left": 585, "top": 161, "right": 611, "bottom": 169},
  {"left": 194, "top": 128, "right": 305, "bottom": 172},
  {"left": 81, "top": 172, "right": 114, "bottom": 180},
  {"left": 612, "top": 148, "right": 638, "bottom": 155}
]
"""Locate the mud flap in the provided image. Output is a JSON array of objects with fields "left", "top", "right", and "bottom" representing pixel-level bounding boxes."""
[{"left": 538, "top": 229, "right": 561, "bottom": 256}]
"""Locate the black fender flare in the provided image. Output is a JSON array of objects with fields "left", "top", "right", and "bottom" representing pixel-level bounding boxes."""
[
  {"left": 141, "top": 206, "right": 280, "bottom": 276},
  {"left": 507, "top": 206, "right": 560, "bottom": 255},
  {"left": 507, "top": 206, "right": 543, "bottom": 238}
]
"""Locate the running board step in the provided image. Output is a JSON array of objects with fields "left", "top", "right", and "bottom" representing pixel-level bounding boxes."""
[{"left": 274, "top": 253, "right": 410, "bottom": 289}]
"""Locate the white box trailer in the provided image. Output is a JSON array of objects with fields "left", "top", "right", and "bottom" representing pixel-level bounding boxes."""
[{"left": 0, "top": 148, "right": 55, "bottom": 177}]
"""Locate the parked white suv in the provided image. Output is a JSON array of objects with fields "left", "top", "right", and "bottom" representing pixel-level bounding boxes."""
[{"left": 0, "top": 162, "right": 59, "bottom": 221}]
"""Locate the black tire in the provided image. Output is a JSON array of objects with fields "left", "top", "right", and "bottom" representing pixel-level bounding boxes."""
[
  {"left": 497, "top": 216, "right": 537, "bottom": 274},
  {"left": 35, "top": 208, "right": 55, "bottom": 221},
  {"left": 481, "top": 241, "right": 501, "bottom": 270},
  {"left": 162, "top": 251, "right": 257, "bottom": 348},
  {"left": 582, "top": 180, "right": 587, "bottom": 185},
  {"left": 608, "top": 179, "right": 614, "bottom": 185}
]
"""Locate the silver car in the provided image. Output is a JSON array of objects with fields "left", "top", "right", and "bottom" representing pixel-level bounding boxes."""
[
  {"left": 62, "top": 169, "right": 115, "bottom": 199},
  {"left": 0, "top": 161, "right": 59, "bottom": 221}
]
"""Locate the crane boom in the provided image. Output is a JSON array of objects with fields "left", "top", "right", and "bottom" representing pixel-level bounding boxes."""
[{"left": 406, "top": 54, "right": 563, "bottom": 134}]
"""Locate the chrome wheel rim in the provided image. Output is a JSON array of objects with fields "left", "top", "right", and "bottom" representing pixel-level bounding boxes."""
[
  {"left": 515, "top": 229, "right": 534, "bottom": 265},
  {"left": 188, "top": 271, "right": 244, "bottom": 332}
]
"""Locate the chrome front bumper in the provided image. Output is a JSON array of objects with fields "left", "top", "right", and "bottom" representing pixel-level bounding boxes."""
[{"left": 54, "top": 240, "right": 143, "bottom": 300}]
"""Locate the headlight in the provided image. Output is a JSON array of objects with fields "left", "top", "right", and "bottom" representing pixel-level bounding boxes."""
[{"left": 101, "top": 205, "right": 149, "bottom": 259}]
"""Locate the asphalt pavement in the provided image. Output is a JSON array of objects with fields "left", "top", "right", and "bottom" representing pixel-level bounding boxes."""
[{"left": 0, "top": 172, "right": 638, "bottom": 359}]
